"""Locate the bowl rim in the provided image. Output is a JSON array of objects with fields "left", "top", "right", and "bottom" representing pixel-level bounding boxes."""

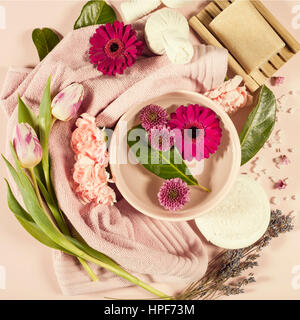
[{"left": 109, "top": 90, "right": 241, "bottom": 221}]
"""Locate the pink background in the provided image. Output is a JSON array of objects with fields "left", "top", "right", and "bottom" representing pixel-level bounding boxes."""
[{"left": 0, "top": 0, "right": 300, "bottom": 299}]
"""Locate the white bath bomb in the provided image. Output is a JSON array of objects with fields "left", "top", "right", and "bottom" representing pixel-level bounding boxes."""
[
  {"left": 145, "top": 8, "right": 190, "bottom": 55},
  {"left": 120, "top": 0, "right": 161, "bottom": 23},
  {"left": 195, "top": 175, "right": 270, "bottom": 249},
  {"left": 163, "top": 29, "right": 194, "bottom": 64},
  {"left": 161, "top": 0, "right": 194, "bottom": 8}
]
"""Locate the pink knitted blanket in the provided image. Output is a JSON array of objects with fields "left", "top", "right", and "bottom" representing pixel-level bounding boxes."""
[{"left": 1, "top": 21, "right": 227, "bottom": 295}]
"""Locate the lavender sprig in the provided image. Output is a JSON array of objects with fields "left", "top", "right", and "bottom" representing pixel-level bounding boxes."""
[{"left": 177, "top": 210, "right": 294, "bottom": 300}]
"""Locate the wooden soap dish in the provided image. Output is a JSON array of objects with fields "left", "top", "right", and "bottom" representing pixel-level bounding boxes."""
[{"left": 189, "top": 0, "right": 300, "bottom": 92}]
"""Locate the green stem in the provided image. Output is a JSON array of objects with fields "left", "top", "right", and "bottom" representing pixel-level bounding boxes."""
[
  {"left": 193, "top": 184, "right": 211, "bottom": 193},
  {"left": 160, "top": 153, "right": 210, "bottom": 192},
  {"left": 54, "top": 234, "right": 171, "bottom": 299},
  {"left": 78, "top": 251, "right": 172, "bottom": 300},
  {"left": 29, "top": 167, "right": 99, "bottom": 282},
  {"left": 30, "top": 168, "right": 166, "bottom": 296},
  {"left": 29, "top": 167, "right": 47, "bottom": 212},
  {"left": 35, "top": 118, "right": 169, "bottom": 297},
  {"left": 77, "top": 257, "right": 98, "bottom": 282}
]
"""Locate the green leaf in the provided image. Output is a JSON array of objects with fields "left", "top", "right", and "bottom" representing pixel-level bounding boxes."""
[
  {"left": 2, "top": 148, "right": 76, "bottom": 254},
  {"left": 36, "top": 174, "right": 69, "bottom": 235},
  {"left": 3, "top": 145, "right": 115, "bottom": 262},
  {"left": 3, "top": 154, "right": 170, "bottom": 295},
  {"left": 5, "top": 179, "right": 73, "bottom": 255},
  {"left": 5, "top": 178, "right": 34, "bottom": 223},
  {"left": 38, "top": 76, "right": 52, "bottom": 190},
  {"left": 17, "top": 96, "right": 39, "bottom": 134},
  {"left": 239, "top": 85, "right": 276, "bottom": 165},
  {"left": 32, "top": 28, "right": 60, "bottom": 61},
  {"left": 4, "top": 147, "right": 60, "bottom": 236},
  {"left": 66, "top": 234, "right": 120, "bottom": 268},
  {"left": 127, "top": 125, "right": 199, "bottom": 186},
  {"left": 74, "top": 0, "right": 116, "bottom": 30}
]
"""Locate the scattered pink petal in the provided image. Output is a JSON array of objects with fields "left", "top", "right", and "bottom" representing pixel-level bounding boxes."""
[
  {"left": 273, "top": 154, "right": 291, "bottom": 168},
  {"left": 271, "top": 76, "right": 285, "bottom": 86},
  {"left": 274, "top": 178, "right": 288, "bottom": 190}
]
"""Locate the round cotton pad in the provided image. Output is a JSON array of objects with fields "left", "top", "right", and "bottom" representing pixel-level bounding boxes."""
[{"left": 195, "top": 175, "right": 270, "bottom": 249}]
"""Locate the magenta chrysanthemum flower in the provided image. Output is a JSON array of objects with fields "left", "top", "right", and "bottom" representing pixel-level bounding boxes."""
[
  {"left": 148, "top": 125, "right": 175, "bottom": 151},
  {"left": 89, "top": 21, "right": 144, "bottom": 76},
  {"left": 169, "top": 104, "right": 222, "bottom": 161},
  {"left": 158, "top": 178, "right": 190, "bottom": 211},
  {"left": 140, "top": 104, "right": 168, "bottom": 131}
]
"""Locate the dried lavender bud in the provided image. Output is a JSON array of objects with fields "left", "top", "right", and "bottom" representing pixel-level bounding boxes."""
[{"left": 177, "top": 209, "right": 294, "bottom": 300}]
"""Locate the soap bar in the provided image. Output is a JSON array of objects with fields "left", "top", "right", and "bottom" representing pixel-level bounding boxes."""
[{"left": 209, "top": 0, "right": 285, "bottom": 73}]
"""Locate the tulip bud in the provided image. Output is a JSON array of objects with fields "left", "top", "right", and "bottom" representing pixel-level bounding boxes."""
[
  {"left": 51, "top": 83, "right": 84, "bottom": 121},
  {"left": 12, "top": 123, "right": 42, "bottom": 168}
]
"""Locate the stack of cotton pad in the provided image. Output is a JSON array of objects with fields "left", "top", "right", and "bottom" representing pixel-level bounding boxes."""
[{"left": 195, "top": 175, "right": 270, "bottom": 249}]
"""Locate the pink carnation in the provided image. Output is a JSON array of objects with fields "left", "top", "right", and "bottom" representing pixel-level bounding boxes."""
[
  {"left": 71, "top": 113, "right": 109, "bottom": 166},
  {"left": 204, "top": 76, "right": 252, "bottom": 114},
  {"left": 73, "top": 155, "right": 114, "bottom": 205},
  {"left": 70, "top": 113, "right": 115, "bottom": 206},
  {"left": 97, "top": 185, "right": 116, "bottom": 206}
]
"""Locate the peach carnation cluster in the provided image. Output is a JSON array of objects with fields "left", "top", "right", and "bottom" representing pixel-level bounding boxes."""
[
  {"left": 204, "top": 75, "right": 252, "bottom": 115},
  {"left": 70, "top": 113, "right": 116, "bottom": 206}
]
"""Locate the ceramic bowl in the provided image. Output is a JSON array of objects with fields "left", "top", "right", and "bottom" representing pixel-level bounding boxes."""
[{"left": 109, "top": 91, "right": 241, "bottom": 221}]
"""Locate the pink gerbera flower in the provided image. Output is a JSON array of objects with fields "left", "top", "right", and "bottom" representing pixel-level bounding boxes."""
[
  {"left": 89, "top": 21, "right": 144, "bottom": 76},
  {"left": 169, "top": 104, "right": 222, "bottom": 161},
  {"left": 158, "top": 178, "right": 190, "bottom": 211}
]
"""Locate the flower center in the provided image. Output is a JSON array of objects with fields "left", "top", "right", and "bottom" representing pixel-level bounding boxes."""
[
  {"left": 110, "top": 43, "right": 119, "bottom": 52},
  {"left": 187, "top": 125, "right": 203, "bottom": 140},
  {"left": 168, "top": 189, "right": 179, "bottom": 200},
  {"left": 148, "top": 112, "right": 158, "bottom": 122},
  {"left": 104, "top": 38, "right": 124, "bottom": 58},
  {"left": 158, "top": 136, "right": 163, "bottom": 146}
]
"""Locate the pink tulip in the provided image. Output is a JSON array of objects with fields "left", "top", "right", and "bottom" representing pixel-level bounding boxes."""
[
  {"left": 13, "top": 123, "right": 42, "bottom": 168},
  {"left": 51, "top": 83, "right": 84, "bottom": 121}
]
